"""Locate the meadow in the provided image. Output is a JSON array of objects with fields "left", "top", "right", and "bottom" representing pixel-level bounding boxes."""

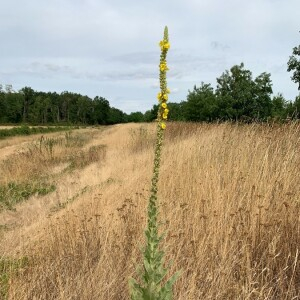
[{"left": 0, "top": 122, "right": 299, "bottom": 299}]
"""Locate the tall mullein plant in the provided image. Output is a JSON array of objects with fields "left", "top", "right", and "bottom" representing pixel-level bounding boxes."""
[{"left": 130, "top": 26, "right": 179, "bottom": 300}]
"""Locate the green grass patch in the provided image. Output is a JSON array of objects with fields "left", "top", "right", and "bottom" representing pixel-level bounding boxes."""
[
  {"left": 0, "top": 181, "right": 56, "bottom": 211},
  {"left": 0, "top": 125, "right": 76, "bottom": 140},
  {"left": 0, "top": 257, "right": 29, "bottom": 299}
]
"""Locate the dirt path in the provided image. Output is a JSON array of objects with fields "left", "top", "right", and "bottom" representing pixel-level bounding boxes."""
[
  {"left": 0, "top": 128, "right": 96, "bottom": 161},
  {"left": 0, "top": 126, "right": 119, "bottom": 253}
]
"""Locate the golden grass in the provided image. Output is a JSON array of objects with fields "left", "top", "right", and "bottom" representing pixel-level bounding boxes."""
[{"left": 0, "top": 122, "right": 299, "bottom": 299}]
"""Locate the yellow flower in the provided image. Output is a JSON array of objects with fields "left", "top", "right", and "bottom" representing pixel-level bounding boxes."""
[
  {"left": 159, "top": 62, "right": 169, "bottom": 72},
  {"left": 161, "top": 103, "right": 167, "bottom": 109},
  {"left": 163, "top": 94, "right": 168, "bottom": 101},
  {"left": 157, "top": 92, "right": 162, "bottom": 101},
  {"left": 164, "top": 42, "right": 170, "bottom": 50},
  {"left": 159, "top": 41, "right": 171, "bottom": 51},
  {"left": 162, "top": 113, "right": 168, "bottom": 120},
  {"left": 161, "top": 122, "right": 166, "bottom": 129},
  {"left": 166, "top": 88, "right": 171, "bottom": 94},
  {"left": 164, "top": 108, "right": 169, "bottom": 114}
]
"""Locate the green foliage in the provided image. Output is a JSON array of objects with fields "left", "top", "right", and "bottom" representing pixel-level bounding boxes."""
[
  {"left": 185, "top": 83, "right": 218, "bottom": 121},
  {"left": 0, "top": 125, "right": 72, "bottom": 140},
  {"left": 0, "top": 257, "right": 29, "bottom": 299},
  {"left": 0, "top": 181, "right": 56, "bottom": 211},
  {"left": 179, "top": 63, "right": 280, "bottom": 122},
  {"left": 271, "top": 93, "right": 289, "bottom": 119},
  {"left": 128, "top": 111, "right": 145, "bottom": 123},
  {"left": 107, "top": 107, "right": 126, "bottom": 124},
  {"left": 292, "top": 95, "right": 300, "bottom": 118},
  {"left": 144, "top": 105, "right": 159, "bottom": 122},
  {"left": 166, "top": 102, "right": 186, "bottom": 121},
  {"left": 215, "top": 63, "right": 273, "bottom": 121},
  {"left": 287, "top": 45, "right": 300, "bottom": 90},
  {"left": 0, "top": 87, "right": 121, "bottom": 125}
]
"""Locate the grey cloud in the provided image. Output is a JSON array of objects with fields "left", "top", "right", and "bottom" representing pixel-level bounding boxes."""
[
  {"left": 0, "top": 0, "right": 299, "bottom": 113},
  {"left": 108, "top": 52, "right": 157, "bottom": 64},
  {"left": 211, "top": 41, "right": 230, "bottom": 51}
]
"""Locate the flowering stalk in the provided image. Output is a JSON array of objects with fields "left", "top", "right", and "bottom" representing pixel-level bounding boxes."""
[{"left": 130, "top": 26, "right": 179, "bottom": 300}]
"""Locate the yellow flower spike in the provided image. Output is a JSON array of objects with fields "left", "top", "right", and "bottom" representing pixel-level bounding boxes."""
[{"left": 130, "top": 26, "right": 179, "bottom": 300}]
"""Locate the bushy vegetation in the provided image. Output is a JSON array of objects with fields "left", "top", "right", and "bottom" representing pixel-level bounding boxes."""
[
  {"left": 0, "top": 87, "right": 126, "bottom": 125},
  {"left": 144, "top": 63, "right": 300, "bottom": 123},
  {"left": 0, "top": 125, "right": 74, "bottom": 139},
  {"left": 0, "top": 181, "right": 55, "bottom": 211}
]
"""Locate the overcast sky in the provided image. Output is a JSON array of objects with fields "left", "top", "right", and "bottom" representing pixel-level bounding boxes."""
[{"left": 0, "top": 0, "right": 299, "bottom": 113}]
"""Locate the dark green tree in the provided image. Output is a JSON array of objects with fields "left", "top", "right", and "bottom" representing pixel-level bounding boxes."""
[
  {"left": 287, "top": 45, "right": 300, "bottom": 90},
  {"left": 93, "top": 96, "right": 110, "bottom": 124},
  {"left": 253, "top": 72, "right": 273, "bottom": 119},
  {"left": 127, "top": 111, "right": 144, "bottom": 122},
  {"left": 0, "top": 91, "right": 6, "bottom": 122},
  {"left": 144, "top": 104, "right": 159, "bottom": 122},
  {"left": 28, "top": 95, "right": 50, "bottom": 124},
  {"left": 292, "top": 95, "right": 300, "bottom": 118},
  {"left": 215, "top": 63, "right": 273, "bottom": 121},
  {"left": 216, "top": 63, "right": 255, "bottom": 120},
  {"left": 5, "top": 93, "right": 23, "bottom": 123},
  {"left": 166, "top": 102, "right": 186, "bottom": 121},
  {"left": 271, "top": 93, "right": 288, "bottom": 119},
  {"left": 184, "top": 83, "right": 218, "bottom": 121},
  {"left": 108, "top": 107, "right": 126, "bottom": 124},
  {"left": 20, "top": 87, "right": 35, "bottom": 122}
]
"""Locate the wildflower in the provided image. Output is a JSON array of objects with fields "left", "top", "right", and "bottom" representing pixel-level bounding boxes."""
[
  {"left": 130, "top": 26, "right": 179, "bottom": 300},
  {"left": 162, "top": 108, "right": 169, "bottom": 120},
  {"left": 159, "top": 40, "right": 171, "bottom": 51},
  {"left": 157, "top": 92, "right": 162, "bottom": 101},
  {"left": 164, "top": 42, "right": 170, "bottom": 50},
  {"left": 166, "top": 88, "right": 171, "bottom": 94},
  {"left": 159, "top": 62, "right": 169, "bottom": 72}
]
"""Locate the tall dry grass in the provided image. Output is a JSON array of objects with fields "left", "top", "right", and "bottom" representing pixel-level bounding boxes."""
[{"left": 1, "top": 122, "right": 299, "bottom": 299}]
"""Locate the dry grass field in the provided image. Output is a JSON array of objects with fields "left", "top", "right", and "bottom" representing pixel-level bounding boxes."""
[{"left": 0, "top": 122, "right": 299, "bottom": 299}]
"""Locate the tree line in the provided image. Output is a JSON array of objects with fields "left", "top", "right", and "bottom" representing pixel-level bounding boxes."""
[
  {"left": 144, "top": 45, "right": 300, "bottom": 123},
  {"left": 0, "top": 87, "right": 128, "bottom": 125},
  {"left": 1, "top": 45, "right": 299, "bottom": 125}
]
